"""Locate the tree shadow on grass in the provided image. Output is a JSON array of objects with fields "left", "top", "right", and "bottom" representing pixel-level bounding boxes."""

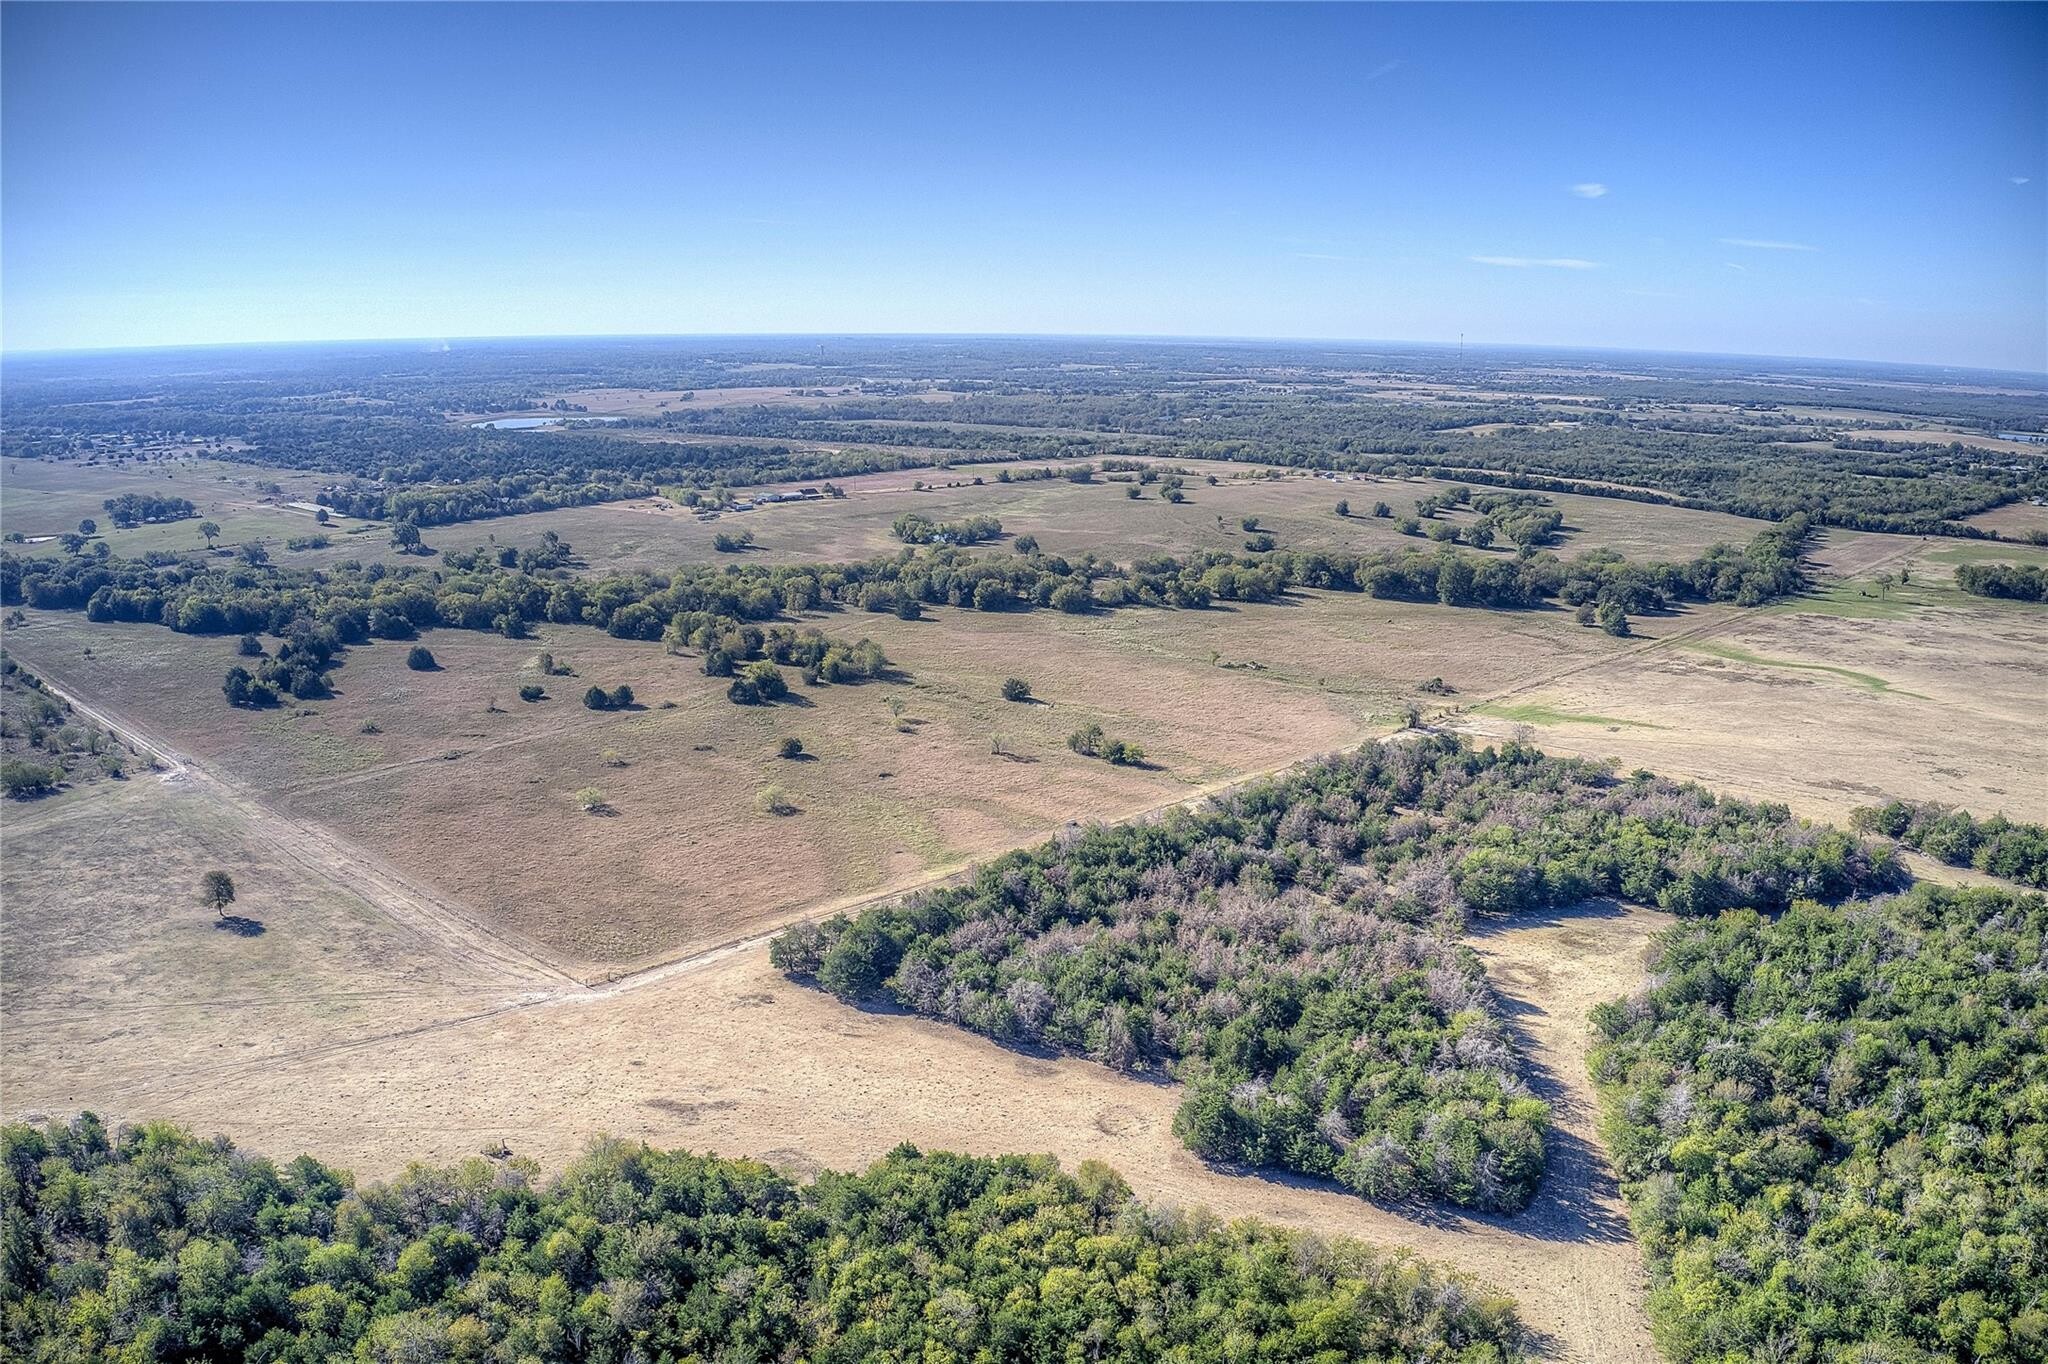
[{"left": 213, "top": 915, "right": 266, "bottom": 937}]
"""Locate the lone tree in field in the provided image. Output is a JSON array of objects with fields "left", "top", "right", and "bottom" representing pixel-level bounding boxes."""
[
  {"left": 1001, "top": 677, "right": 1032, "bottom": 702},
  {"left": 778, "top": 737, "right": 805, "bottom": 759},
  {"left": 405, "top": 645, "right": 436, "bottom": 670},
  {"left": 1334, "top": 499, "right": 1350, "bottom": 517},
  {"left": 199, "top": 520, "right": 222, "bottom": 546},
  {"left": 201, "top": 870, "right": 236, "bottom": 918}
]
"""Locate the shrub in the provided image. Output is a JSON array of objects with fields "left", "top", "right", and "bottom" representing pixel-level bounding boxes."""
[
  {"left": 778, "top": 737, "right": 805, "bottom": 759},
  {"left": 1001, "top": 677, "right": 1032, "bottom": 702},
  {"left": 518, "top": 684, "right": 545, "bottom": 702},
  {"left": 1, "top": 759, "right": 60, "bottom": 798},
  {"left": 728, "top": 661, "right": 787, "bottom": 705},
  {"left": 576, "top": 786, "right": 607, "bottom": 813},
  {"left": 405, "top": 645, "right": 436, "bottom": 670},
  {"left": 756, "top": 784, "right": 797, "bottom": 815},
  {"left": 583, "top": 685, "right": 612, "bottom": 710}
]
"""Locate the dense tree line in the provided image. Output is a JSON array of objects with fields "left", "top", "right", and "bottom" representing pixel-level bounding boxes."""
[
  {"left": 772, "top": 736, "right": 1899, "bottom": 1212},
  {"left": 0, "top": 1118, "right": 1529, "bottom": 1364},
  {"left": 0, "top": 518, "right": 1815, "bottom": 692},
  {"left": 1955, "top": 561, "right": 2048, "bottom": 602},
  {"left": 1591, "top": 883, "right": 2048, "bottom": 1363},
  {"left": 1852, "top": 799, "right": 2048, "bottom": 887}
]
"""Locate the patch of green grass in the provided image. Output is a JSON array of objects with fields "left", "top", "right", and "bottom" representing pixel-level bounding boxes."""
[
  {"left": 1682, "top": 641, "right": 1927, "bottom": 699},
  {"left": 253, "top": 713, "right": 386, "bottom": 776},
  {"left": 1765, "top": 579, "right": 1957, "bottom": 620},
  {"left": 1920, "top": 541, "right": 2048, "bottom": 567},
  {"left": 1472, "top": 701, "right": 1661, "bottom": 729}
]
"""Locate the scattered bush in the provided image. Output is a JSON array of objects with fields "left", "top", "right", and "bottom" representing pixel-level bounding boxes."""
[
  {"left": 405, "top": 644, "right": 436, "bottom": 670},
  {"left": 1001, "top": 676, "right": 1033, "bottom": 702}
]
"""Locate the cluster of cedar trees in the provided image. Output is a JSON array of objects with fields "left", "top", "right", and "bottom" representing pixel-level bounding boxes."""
[
  {"left": 772, "top": 736, "right": 1899, "bottom": 1213},
  {"left": 0, "top": 1119, "right": 1529, "bottom": 1364}
]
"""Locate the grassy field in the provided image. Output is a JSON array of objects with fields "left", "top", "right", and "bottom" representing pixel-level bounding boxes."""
[
  {"left": 2, "top": 455, "right": 384, "bottom": 561},
  {"left": 17, "top": 585, "right": 1622, "bottom": 971}
]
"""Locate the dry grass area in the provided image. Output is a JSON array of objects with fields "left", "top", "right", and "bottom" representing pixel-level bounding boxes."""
[
  {"left": 1962, "top": 499, "right": 2048, "bottom": 539},
  {"left": 7, "top": 581, "right": 1674, "bottom": 973},
  {"left": 1848, "top": 428, "right": 2048, "bottom": 456},
  {"left": 369, "top": 456, "right": 1770, "bottom": 574},
  {"left": 0, "top": 764, "right": 1664, "bottom": 1362},
  {"left": 1457, "top": 530, "right": 2048, "bottom": 824}
]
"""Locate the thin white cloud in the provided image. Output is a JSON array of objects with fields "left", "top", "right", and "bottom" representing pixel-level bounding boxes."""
[
  {"left": 1719, "top": 237, "right": 1820, "bottom": 252},
  {"left": 1470, "top": 255, "right": 1599, "bottom": 270},
  {"left": 1571, "top": 183, "right": 1608, "bottom": 199},
  {"left": 2013, "top": 176, "right": 2033, "bottom": 186},
  {"left": 1725, "top": 262, "right": 1747, "bottom": 272},
  {"left": 1362, "top": 60, "right": 1401, "bottom": 83},
  {"left": 1292, "top": 252, "right": 1356, "bottom": 262}
]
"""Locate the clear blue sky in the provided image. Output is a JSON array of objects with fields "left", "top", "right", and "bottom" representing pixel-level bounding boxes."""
[{"left": 4, "top": 3, "right": 2043, "bottom": 370}]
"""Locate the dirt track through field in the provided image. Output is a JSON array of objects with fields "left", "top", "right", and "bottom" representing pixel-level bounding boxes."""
[{"left": 15, "top": 666, "right": 1674, "bottom": 1360}]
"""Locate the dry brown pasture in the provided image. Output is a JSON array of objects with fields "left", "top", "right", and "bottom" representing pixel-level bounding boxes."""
[
  {"left": 7, "top": 577, "right": 1681, "bottom": 973},
  {"left": 1456, "top": 529, "right": 2048, "bottom": 823},
  {"left": 365, "top": 455, "right": 1772, "bottom": 574},
  {"left": 1962, "top": 498, "right": 2048, "bottom": 539}
]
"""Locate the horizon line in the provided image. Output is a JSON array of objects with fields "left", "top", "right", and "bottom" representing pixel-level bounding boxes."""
[{"left": 3, "top": 329, "right": 2043, "bottom": 380}]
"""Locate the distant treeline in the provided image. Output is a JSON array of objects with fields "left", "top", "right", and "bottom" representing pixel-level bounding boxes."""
[
  {"left": 1852, "top": 799, "right": 2048, "bottom": 887},
  {"left": 0, "top": 1117, "right": 1531, "bottom": 1364},
  {"left": 1955, "top": 560, "right": 2048, "bottom": 601},
  {"left": 773, "top": 736, "right": 1900, "bottom": 1212},
  {"left": 664, "top": 390, "right": 2047, "bottom": 536}
]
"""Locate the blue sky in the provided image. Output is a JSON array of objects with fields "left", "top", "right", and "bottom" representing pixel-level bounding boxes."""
[{"left": 4, "top": 3, "right": 2042, "bottom": 370}]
